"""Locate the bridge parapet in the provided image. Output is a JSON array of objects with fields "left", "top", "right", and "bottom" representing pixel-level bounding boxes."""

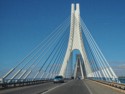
[{"left": 0, "top": 79, "right": 53, "bottom": 88}]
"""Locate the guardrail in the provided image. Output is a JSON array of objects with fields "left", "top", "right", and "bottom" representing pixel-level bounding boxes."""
[
  {"left": 89, "top": 79, "right": 125, "bottom": 90},
  {"left": 0, "top": 79, "right": 53, "bottom": 88}
]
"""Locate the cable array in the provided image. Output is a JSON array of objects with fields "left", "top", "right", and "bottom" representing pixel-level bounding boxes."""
[
  {"left": 3, "top": 16, "right": 70, "bottom": 82},
  {"left": 80, "top": 17, "right": 120, "bottom": 83}
]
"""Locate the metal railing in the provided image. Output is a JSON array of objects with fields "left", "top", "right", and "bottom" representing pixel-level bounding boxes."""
[{"left": 0, "top": 78, "right": 53, "bottom": 88}]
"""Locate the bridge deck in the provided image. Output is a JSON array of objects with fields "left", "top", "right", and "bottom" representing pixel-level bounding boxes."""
[{"left": 0, "top": 80, "right": 124, "bottom": 94}]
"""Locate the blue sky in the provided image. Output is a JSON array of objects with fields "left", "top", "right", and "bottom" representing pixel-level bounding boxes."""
[{"left": 0, "top": 0, "right": 125, "bottom": 71}]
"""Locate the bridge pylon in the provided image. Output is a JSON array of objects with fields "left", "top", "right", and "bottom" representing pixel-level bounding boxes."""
[{"left": 59, "top": 3, "right": 92, "bottom": 79}]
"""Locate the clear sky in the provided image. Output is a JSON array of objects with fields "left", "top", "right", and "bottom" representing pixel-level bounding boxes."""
[{"left": 0, "top": 0, "right": 125, "bottom": 71}]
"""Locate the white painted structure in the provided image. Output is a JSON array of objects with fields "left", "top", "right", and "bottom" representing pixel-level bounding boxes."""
[
  {"left": 74, "top": 54, "right": 84, "bottom": 79},
  {"left": 59, "top": 3, "right": 92, "bottom": 79}
]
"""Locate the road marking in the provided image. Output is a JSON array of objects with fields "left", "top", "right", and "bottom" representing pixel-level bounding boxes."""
[
  {"left": 41, "top": 80, "right": 73, "bottom": 94},
  {"left": 41, "top": 83, "right": 66, "bottom": 94},
  {"left": 83, "top": 80, "right": 93, "bottom": 94}
]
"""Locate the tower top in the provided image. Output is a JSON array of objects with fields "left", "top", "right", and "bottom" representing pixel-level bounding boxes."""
[{"left": 71, "top": 3, "right": 80, "bottom": 14}]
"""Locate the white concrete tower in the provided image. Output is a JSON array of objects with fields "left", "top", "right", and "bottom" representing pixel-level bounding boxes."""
[{"left": 59, "top": 3, "right": 92, "bottom": 79}]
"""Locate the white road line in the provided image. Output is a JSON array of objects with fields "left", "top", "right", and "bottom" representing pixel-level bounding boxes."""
[
  {"left": 41, "top": 82, "right": 67, "bottom": 94},
  {"left": 83, "top": 80, "right": 93, "bottom": 94}
]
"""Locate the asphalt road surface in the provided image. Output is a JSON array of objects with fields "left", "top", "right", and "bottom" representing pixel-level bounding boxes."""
[
  {"left": 44, "top": 80, "right": 91, "bottom": 94},
  {"left": 0, "top": 80, "right": 124, "bottom": 94},
  {"left": 0, "top": 80, "right": 90, "bottom": 94},
  {"left": 41, "top": 80, "right": 124, "bottom": 94}
]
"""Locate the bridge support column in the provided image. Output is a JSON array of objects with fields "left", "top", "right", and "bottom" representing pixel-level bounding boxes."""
[
  {"left": 74, "top": 54, "right": 85, "bottom": 79},
  {"left": 59, "top": 3, "right": 92, "bottom": 78}
]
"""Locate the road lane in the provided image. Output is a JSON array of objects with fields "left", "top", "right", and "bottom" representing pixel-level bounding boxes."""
[{"left": 44, "top": 80, "right": 91, "bottom": 94}]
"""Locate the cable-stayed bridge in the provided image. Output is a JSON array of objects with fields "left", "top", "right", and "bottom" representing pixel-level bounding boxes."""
[{"left": 0, "top": 3, "right": 125, "bottom": 94}]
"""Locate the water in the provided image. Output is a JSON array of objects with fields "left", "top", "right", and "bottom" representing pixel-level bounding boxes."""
[{"left": 119, "top": 78, "right": 125, "bottom": 84}]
